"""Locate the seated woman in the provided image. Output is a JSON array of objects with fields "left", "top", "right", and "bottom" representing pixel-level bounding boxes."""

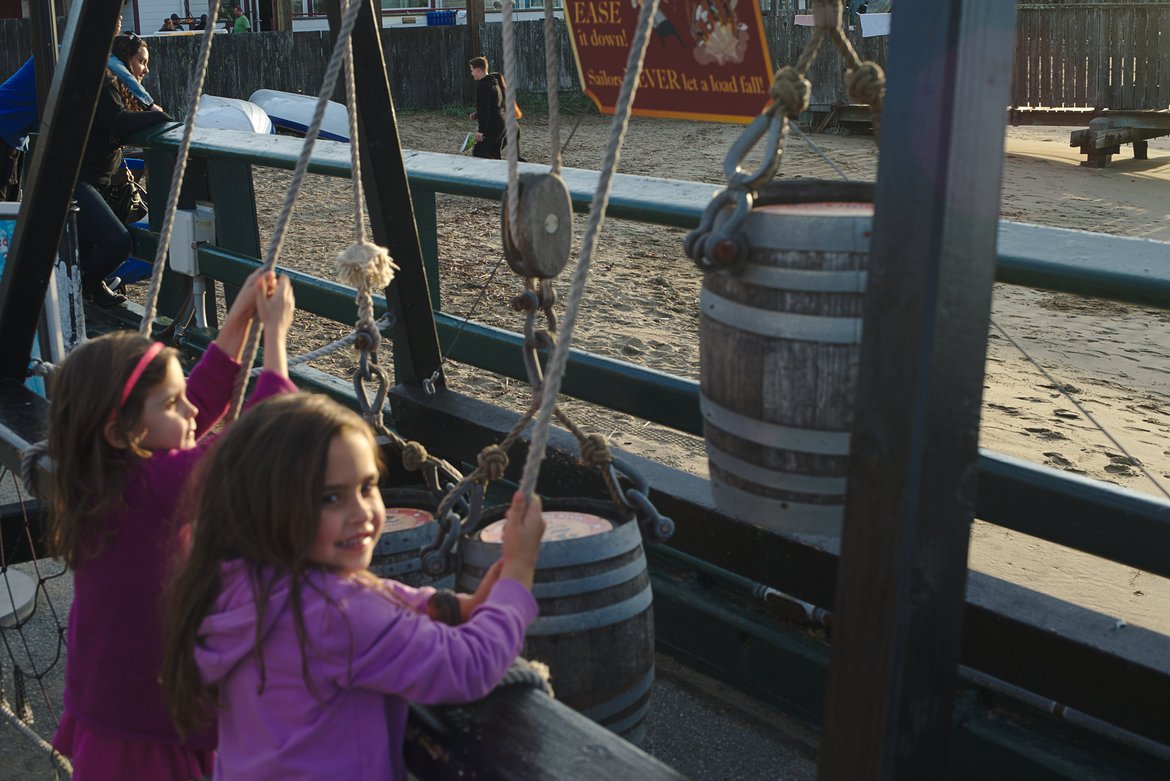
[{"left": 75, "top": 33, "right": 173, "bottom": 307}]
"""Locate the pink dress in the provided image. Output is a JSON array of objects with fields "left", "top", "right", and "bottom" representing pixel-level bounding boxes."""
[{"left": 51, "top": 344, "right": 296, "bottom": 780}]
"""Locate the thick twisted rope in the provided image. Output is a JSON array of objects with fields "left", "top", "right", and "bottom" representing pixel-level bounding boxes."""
[
  {"left": 226, "top": 0, "right": 366, "bottom": 421},
  {"left": 516, "top": 0, "right": 661, "bottom": 498},
  {"left": 543, "top": 2, "right": 562, "bottom": 174},
  {"left": 336, "top": 36, "right": 397, "bottom": 335},
  {"left": 140, "top": 0, "right": 222, "bottom": 332},
  {"left": 501, "top": 0, "right": 522, "bottom": 248},
  {"left": 249, "top": 313, "right": 394, "bottom": 377}
]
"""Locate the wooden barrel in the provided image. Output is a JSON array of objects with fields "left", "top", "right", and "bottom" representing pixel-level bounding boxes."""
[
  {"left": 457, "top": 498, "right": 655, "bottom": 744},
  {"left": 372, "top": 488, "right": 454, "bottom": 589},
  {"left": 700, "top": 180, "right": 874, "bottom": 536}
]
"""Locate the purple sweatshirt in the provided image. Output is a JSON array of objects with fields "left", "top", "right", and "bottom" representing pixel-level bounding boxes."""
[
  {"left": 62, "top": 343, "right": 296, "bottom": 748},
  {"left": 195, "top": 562, "right": 537, "bottom": 781}
]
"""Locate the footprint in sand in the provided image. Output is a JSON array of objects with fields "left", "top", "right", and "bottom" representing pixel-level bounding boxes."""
[
  {"left": 1025, "top": 427, "right": 1068, "bottom": 440},
  {"left": 1043, "top": 452, "right": 1074, "bottom": 467},
  {"left": 1053, "top": 409, "right": 1081, "bottom": 419}
]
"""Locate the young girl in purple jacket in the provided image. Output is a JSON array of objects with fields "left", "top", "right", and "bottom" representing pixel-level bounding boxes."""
[
  {"left": 45, "top": 269, "right": 297, "bottom": 780},
  {"left": 162, "top": 393, "right": 546, "bottom": 781}
]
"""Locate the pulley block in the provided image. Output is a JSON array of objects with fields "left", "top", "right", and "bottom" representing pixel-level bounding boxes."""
[{"left": 501, "top": 171, "right": 574, "bottom": 279}]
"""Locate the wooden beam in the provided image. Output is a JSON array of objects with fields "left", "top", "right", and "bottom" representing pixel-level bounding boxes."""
[
  {"left": 405, "top": 686, "right": 687, "bottom": 780},
  {"left": 0, "top": 0, "right": 129, "bottom": 380},
  {"left": 819, "top": 1, "right": 1019, "bottom": 778}
]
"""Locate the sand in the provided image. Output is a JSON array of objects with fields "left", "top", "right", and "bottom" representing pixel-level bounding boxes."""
[{"left": 244, "top": 112, "right": 1170, "bottom": 636}]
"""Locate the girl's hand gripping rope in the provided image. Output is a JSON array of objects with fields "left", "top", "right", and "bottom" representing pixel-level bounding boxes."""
[
  {"left": 500, "top": 491, "right": 545, "bottom": 591},
  {"left": 256, "top": 274, "right": 295, "bottom": 378}
]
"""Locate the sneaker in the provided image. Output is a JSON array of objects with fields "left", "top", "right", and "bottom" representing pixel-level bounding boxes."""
[{"left": 83, "top": 280, "right": 127, "bottom": 309}]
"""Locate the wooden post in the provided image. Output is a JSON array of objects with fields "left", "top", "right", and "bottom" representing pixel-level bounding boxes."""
[
  {"left": 269, "top": 0, "right": 293, "bottom": 31},
  {"left": 0, "top": 0, "right": 126, "bottom": 380},
  {"left": 465, "top": 0, "right": 484, "bottom": 103},
  {"left": 818, "top": 0, "right": 1018, "bottom": 778}
]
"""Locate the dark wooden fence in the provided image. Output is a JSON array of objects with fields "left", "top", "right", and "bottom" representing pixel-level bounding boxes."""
[
  {"left": 2, "top": 6, "right": 1168, "bottom": 118},
  {"left": 1014, "top": 3, "right": 1170, "bottom": 109}
]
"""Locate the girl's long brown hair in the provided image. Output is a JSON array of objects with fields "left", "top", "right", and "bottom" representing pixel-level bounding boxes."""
[
  {"left": 45, "top": 332, "right": 178, "bottom": 568},
  {"left": 162, "top": 393, "right": 383, "bottom": 737}
]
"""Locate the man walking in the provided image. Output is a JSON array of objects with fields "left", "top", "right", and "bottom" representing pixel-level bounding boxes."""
[{"left": 468, "top": 56, "right": 505, "bottom": 160}]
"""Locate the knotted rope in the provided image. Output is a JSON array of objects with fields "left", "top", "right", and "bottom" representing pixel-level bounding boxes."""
[
  {"left": 225, "top": 0, "right": 368, "bottom": 421},
  {"left": 336, "top": 31, "right": 397, "bottom": 337}
]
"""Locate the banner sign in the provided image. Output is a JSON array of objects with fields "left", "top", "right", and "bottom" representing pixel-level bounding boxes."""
[{"left": 563, "top": 0, "right": 775, "bottom": 124}]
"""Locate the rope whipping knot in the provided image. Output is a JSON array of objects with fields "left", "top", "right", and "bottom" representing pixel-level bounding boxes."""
[
  {"left": 335, "top": 241, "right": 398, "bottom": 292},
  {"left": 579, "top": 433, "right": 613, "bottom": 468},
  {"left": 401, "top": 441, "right": 429, "bottom": 471},
  {"left": 477, "top": 445, "right": 509, "bottom": 481},
  {"left": 845, "top": 61, "right": 886, "bottom": 107},
  {"left": 770, "top": 66, "right": 811, "bottom": 119}
]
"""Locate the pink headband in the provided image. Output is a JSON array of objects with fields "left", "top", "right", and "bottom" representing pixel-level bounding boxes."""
[{"left": 118, "top": 342, "right": 166, "bottom": 409}]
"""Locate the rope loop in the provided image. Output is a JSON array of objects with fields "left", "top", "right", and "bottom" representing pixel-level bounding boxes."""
[
  {"left": 477, "top": 445, "right": 510, "bottom": 482},
  {"left": 579, "top": 433, "right": 612, "bottom": 468},
  {"left": 401, "top": 440, "right": 430, "bottom": 471},
  {"left": 769, "top": 66, "right": 811, "bottom": 120},
  {"left": 845, "top": 61, "right": 887, "bottom": 108},
  {"left": 497, "top": 657, "right": 554, "bottom": 697}
]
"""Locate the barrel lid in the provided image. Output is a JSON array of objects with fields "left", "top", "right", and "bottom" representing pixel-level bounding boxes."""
[
  {"left": 382, "top": 507, "right": 434, "bottom": 533},
  {"left": 479, "top": 510, "right": 614, "bottom": 544}
]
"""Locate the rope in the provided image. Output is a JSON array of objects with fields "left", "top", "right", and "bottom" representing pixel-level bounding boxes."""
[
  {"left": 225, "top": 0, "right": 367, "bottom": 421},
  {"left": 543, "top": 2, "right": 562, "bottom": 174},
  {"left": 140, "top": 0, "right": 223, "bottom": 332},
  {"left": 501, "top": 0, "right": 522, "bottom": 249},
  {"left": 249, "top": 313, "right": 394, "bottom": 378},
  {"left": 516, "top": 0, "right": 661, "bottom": 498},
  {"left": 337, "top": 33, "right": 397, "bottom": 336},
  {"left": 789, "top": 124, "right": 852, "bottom": 181},
  {"left": 989, "top": 318, "right": 1170, "bottom": 501},
  {"left": 19, "top": 441, "right": 48, "bottom": 498},
  {"left": 496, "top": 657, "right": 553, "bottom": 696}
]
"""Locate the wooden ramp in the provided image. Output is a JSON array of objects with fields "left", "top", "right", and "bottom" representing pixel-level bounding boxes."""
[{"left": 1070, "top": 110, "right": 1170, "bottom": 167}]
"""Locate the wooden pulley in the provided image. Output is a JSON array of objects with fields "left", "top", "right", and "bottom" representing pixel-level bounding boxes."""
[{"left": 501, "top": 171, "right": 574, "bottom": 279}]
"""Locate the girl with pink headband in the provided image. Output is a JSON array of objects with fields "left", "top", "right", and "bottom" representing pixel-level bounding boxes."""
[{"left": 43, "top": 268, "right": 297, "bottom": 780}]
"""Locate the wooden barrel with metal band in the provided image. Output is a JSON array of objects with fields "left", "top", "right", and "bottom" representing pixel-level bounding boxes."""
[
  {"left": 457, "top": 498, "right": 655, "bottom": 743},
  {"left": 700, "top": 180, "right": 874, "bottom": 536}
]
